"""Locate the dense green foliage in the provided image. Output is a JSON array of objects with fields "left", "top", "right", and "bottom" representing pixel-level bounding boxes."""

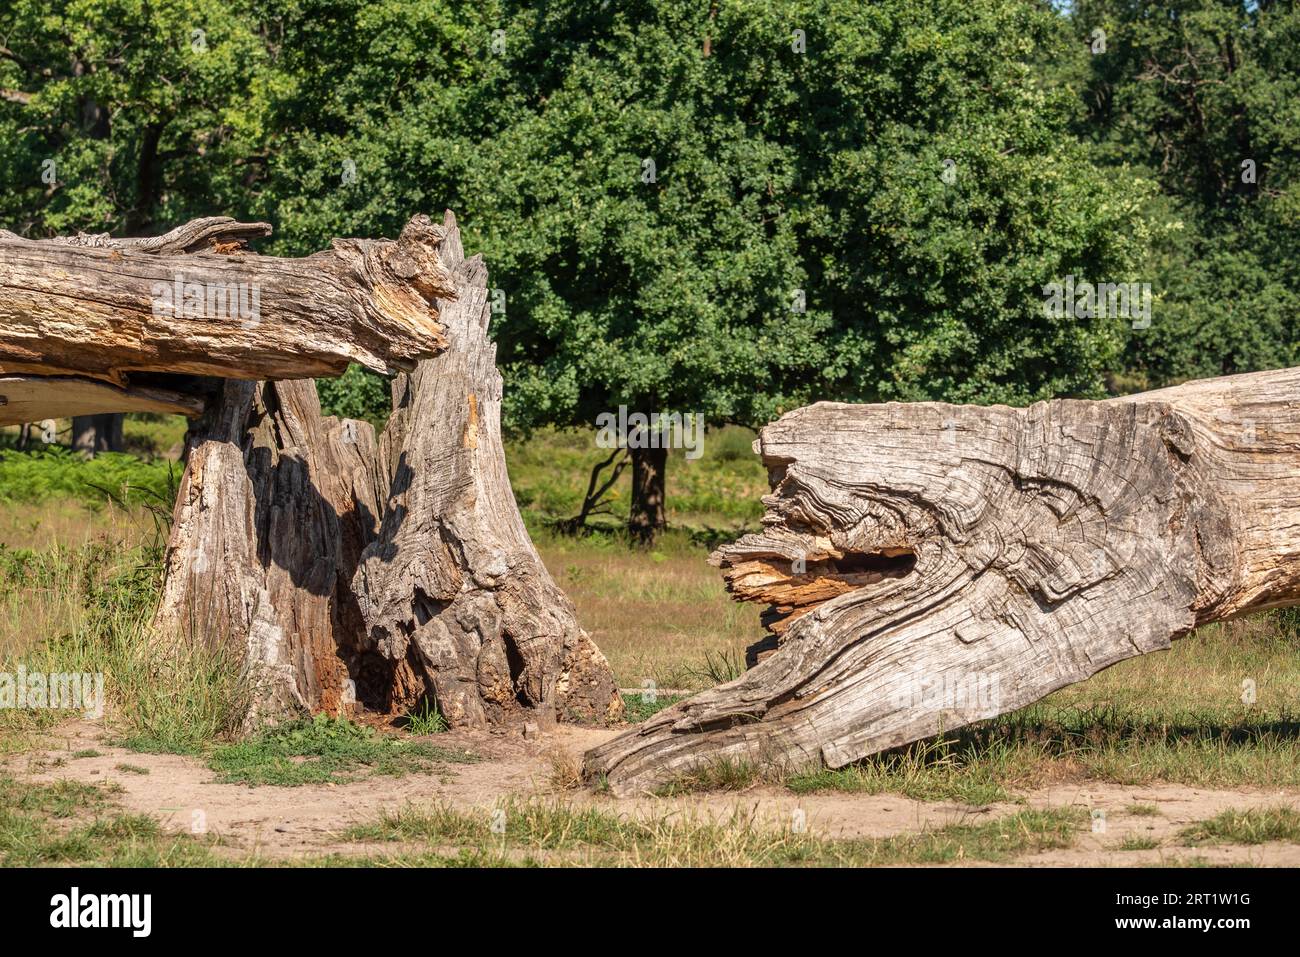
[
  {"left": 0, "top": 446, "right": 176, "bottom": 507},
  {"left": 3, "top": 0, "right": 1296, "bottom": 521},
  {"left": 0, "top": 0, "right": 269, "bottom": 235},
  {"left": 314, "top": 364, "right": 395, "bottom": 428},
  {"left": 1063, "top": 0, "right": 1300, "bottom": 388}
]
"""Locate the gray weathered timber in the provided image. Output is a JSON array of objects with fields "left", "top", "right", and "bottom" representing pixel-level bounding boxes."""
[
  {"left": 154, "top": 377, "right": 382, "bottom": 721},
  {"left": 352, "top": 211, "right": 623, "bottom": 728},
  {"left": 158, "top": 212, "right": 622, "bottom": 728},
  {"left": 0, "top": 215, "right": 451, "bottom": 397},
  {"left": 585, "top": 367, "right": 1300, "bottom": 795},
  {"left": 0, "top": 375, "right": 204, "bottom": 426}
]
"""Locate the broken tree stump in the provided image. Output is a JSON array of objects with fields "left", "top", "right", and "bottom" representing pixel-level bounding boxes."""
[
  {"left": 0, "top": 215, "right": 452, "bottom": 425},
  {"left": 585, "top": 367, "right": 1300, "bottom": 795},
  {"left": 154, "top": 376, "right": 383, "bottom": 721},
  {"left": 157, "top": 212, "right": 622, "bottom": 728},
  {"left": 352, "top": 212, "right": 624, "bottom": 728}
]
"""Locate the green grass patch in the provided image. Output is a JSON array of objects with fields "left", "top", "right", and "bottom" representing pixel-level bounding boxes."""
[
  {"left": 0, "top": 773, "right": 222, "bottom": 867},
  {"left": 399, "top": 700, "right": 447, "bottom": 735},
  {"left": 0, "top": 445, "right": 177, "bottom": 509},
  {"left": 784, "top": 694, "right": 1300, "bottom": 803},
  {"left": 1, "top": 526, "right": 250, "bottom": 754},
  {"left": 1179, "top": 806, "right": 1300, "bottom": 846},
  {"left": 207, "top": 715, "right": 478, "bottom": 787},
  {"left": 862, "top": 808, "right": 1086, "bottom": 864},
  {"left": 786, "top": 735, "right": 1018, "bottom": 805},
  {"left": 343, "top": 800, "right": 1085, "bottom": 867},
  {"left": 619, "top": 692, "right": 682, "bottom": 723}
]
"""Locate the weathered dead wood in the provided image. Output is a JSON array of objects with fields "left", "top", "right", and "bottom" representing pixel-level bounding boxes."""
[
  {"left": 0, "top": 216, "right": 275, "bottom": 254},
  {"left": 352, "top": 211, "right": 623, "bottom": 728},
  {"left": 157, "top": 212, "right": 621, "bottom": 728},
  {"left": 0, "top": 215, "right": 451, "bottom": 406},
  {"left": 153, "top": 376, "right": 382, "bottom": 720},
  {"left": 0, "top": 375, "right": 204, "bottom": 426},
  {"left": 585, "top": 367, "right": 1300, "bottom": 795}
]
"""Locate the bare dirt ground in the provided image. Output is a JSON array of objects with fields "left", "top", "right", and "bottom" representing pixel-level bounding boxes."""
[{"left": 7, "top": 719, "right": 1300, "bottom": 866}]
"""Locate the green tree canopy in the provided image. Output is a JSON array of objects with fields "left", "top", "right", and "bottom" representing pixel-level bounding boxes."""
[
  {"left": 13, "top": 0, "right": 1289, "bottom": 539},
  {"left": 0, "top": 0, "right": 270, "bottom": 236},
  {"left": 1065, "top": 0, "right": 1300, "bottom": 387},
  {"left": 247, "top": 0, "right": 1152, "bottom": 536}
]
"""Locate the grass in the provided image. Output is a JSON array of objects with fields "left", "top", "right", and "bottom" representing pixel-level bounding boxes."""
[
  {"left": 619, "top": 692, "right": 682, "bottom": 723},
  {"left": 1125, "top": 803, "right": 1161, "bottom": 817},
  {"left": 544, "top": 748, "right": 584, "bottom": 791},
  {"left": 206, "top": 714, "right": 478, "bottom": 787},
  {"left": 534, "top": 525, "right": 759, "bottom": 689},
  {"left": 1115, "top": 835, "right": 1162, "bottom": 851},
  {"left": 400, "top": 700, "right": 447, "bottom": 736},
  {"left": 655, "top": 758, "right": 764, "bottom": 796},
  {"left": 0, "top": 765, "right": 1087, "bottom": 868},
  {"left": 1178, "top": 807, "right": 1300, "bottom": 846},
  {"left": 681, "top": 647, "right": 746, "bottom": 686},
  {"left": 341, "top": 800, "right": 1087, "bottom": 867},
  {"left": 0, "top": 773, "right": 223, "bottom": 867},
  {"left": 787, "top": 735, "right": 1019, "bottom": 805},
  {"left": 867, "top": 808, "right": 1086, "bottom": 864},
  {"left": 0, "top": 514, "right": 249, "bottom": 756}
]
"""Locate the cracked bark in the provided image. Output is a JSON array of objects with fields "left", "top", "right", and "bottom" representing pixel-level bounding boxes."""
[
  {"left": 585, "top": 367, "right": 1300, "bottom": 795},
  {"left": 156, "top": 212, "right": 622, "bottom": 728},
  {"left": 0, "top": 215, "right": 451, "bottom": 425}
]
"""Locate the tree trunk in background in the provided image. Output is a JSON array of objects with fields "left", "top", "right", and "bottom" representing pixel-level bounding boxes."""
[
  {"left": 71, "top": 414, "right": 124, "bottom": 455},
  {"left": 586, "top": 366, "right": 1300, "bottom": 795},
  {"left": 157, "top": 212, "right": 623, "bottom": 729},
  {"left": 628, "top": 444, "right": 667, "bottom": 545}
]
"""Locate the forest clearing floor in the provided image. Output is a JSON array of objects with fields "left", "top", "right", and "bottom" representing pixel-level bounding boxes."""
[
  {"left": 5, "top": 718, "right": 1300, "bottom": 868},
  {"left": 3, "top": 440, "right": 1300, "bottom": 867}
]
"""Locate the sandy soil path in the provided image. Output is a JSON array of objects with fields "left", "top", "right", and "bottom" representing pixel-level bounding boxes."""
[{"left": 8, "top": 721, "right": 1299, "bottom": 866}]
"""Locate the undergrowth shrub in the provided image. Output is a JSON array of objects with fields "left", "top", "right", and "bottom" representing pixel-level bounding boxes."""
[{"left": 0, "top": 446, "right": 176, "bottom": 508}]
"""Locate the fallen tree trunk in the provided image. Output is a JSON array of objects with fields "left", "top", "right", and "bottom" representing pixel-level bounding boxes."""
[
  {"left": 585, "top": 367, "right": 1300, "bottom": 795},
  {"left": 157, "top": 212, "right": 622, "bottom": 729},
  {"left": 0, "top": 215, "right": 451, "bottom": 423}
]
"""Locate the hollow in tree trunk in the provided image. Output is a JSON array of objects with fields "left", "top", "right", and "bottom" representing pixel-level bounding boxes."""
[{"left": 155, "top": 213, "right": 623, "bottom": 729}]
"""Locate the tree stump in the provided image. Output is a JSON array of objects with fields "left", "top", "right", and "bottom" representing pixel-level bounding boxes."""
[
  {"left": 154, "top": 377, "right": 383, "bottom": 721},
  {"left": 157, "top": 212, "right": 622, "bottom": 728},
  {"left": 585, "top": 367, "right": 1300, "bottom": 795}
]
